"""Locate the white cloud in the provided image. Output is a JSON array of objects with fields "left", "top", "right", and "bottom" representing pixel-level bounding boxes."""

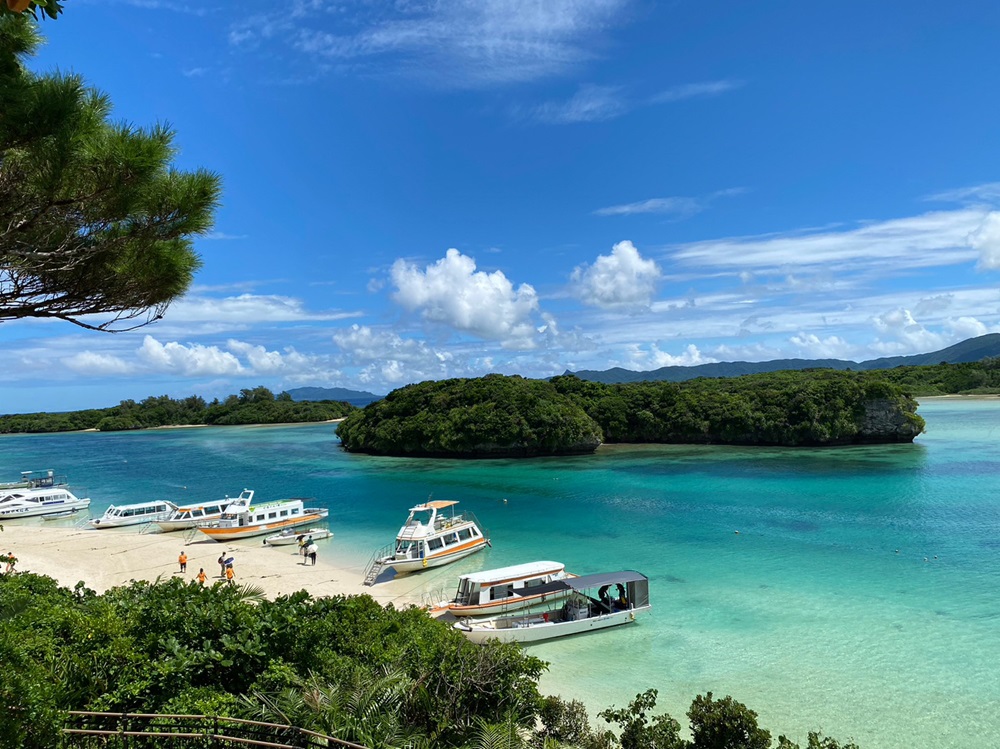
[
  {"left": 137, "top": 336, "right": 244, "bottom": 376},
  {"left": 969, "top": 212, "right": 1000, "bottom": 269},
  {"left": 594, "top": 196, "right": 702, "bottom": 217},
  {"left": 925, "top": 182, "right": 1000, "bottom": 205},
  {"left": 528, "top": 84, "right": 628, "bottom": 124},
  {"left": 650, "top": 79, "right": 742, "bottom": 103},
  {"left": 788, "top": 332, "right": 853, "bottom": 359},
  {"left": 672, "top": 209, "right": 985, "bottom": 274},
  {"left": 870, "top": 309, "right": 946, "bottom": 355},
  {"left": 257, "top": 0, "right": 631, "bottom": 88},
  {"left": 572, "top": 240, "right": 662, "bottom": 310},
  {"left": 390, "top": 249, "right": 540, "bottom": 347},
  {"left": 333, "top": 324, "right": 455, "bottom": 384},
  {"left": 225, "top": 340, "right": 317, "bottom": 375},
  {"left": 945, "top": 316, "right": 991, "bottom": 340},
  {"left": 62, "top": 351, "right": 135, "bottom": 376},
  {"left": 166, "top": 293, "right": 360, "bottom": 324}
]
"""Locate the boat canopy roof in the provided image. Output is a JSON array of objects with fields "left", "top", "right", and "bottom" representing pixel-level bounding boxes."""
[
  {"left": 563, "top": 571, "right": 648, "bottom": 591},
  {"left": 460, "top": 561, "right": 564, "bottom": 585},
  {"left": 414, "top": 500, "right": 458, "bottom": 510}
]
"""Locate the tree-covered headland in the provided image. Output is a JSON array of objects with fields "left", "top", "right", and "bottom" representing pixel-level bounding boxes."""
[
  {"left": 0, "top": 571, "right": 860, "bottom": 749},
  {"left": 0, "top": 386, "right": 355, "bottom": 433},
  {"left": 337, "top": 370, "right": 923, "bottom": 457}
]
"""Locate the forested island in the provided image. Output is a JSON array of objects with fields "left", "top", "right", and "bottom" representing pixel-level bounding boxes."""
[
  {"left": 0, "top": 387, "right": 354, "bottom": 434},
  {"left": 336, "top": 370, "right": 924, "bottom": 458},
  {"left": 0, "top": 572, "right": 859, "bottom": 749}
]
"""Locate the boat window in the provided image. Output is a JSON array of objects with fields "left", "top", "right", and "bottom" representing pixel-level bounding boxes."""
[
  {"left": 427, "top": 538, "right": 444, "bottom": 551},
  {"left": 280, "top": 510, "right": 288, "bottom": 517},
  {"left": 470, "top": 527, "right": 480, "bottom": 537},
  {"left": 458, "top": 528, "right": 472, "bottom": 541},
  {"left": 268, "top": 512, "right": 277, "bottom": 519},
  {"left": 524, "top": 578, "right": 543, "bottom": 589},
  {"left": 490, "top": 584, "right": 514, "bottom": 601},
  {"left": 292, "top": 508, "right": 300, "bottom": 515},
  {"left": 444, "top": 533, "right": 459, "bottom": 546}
]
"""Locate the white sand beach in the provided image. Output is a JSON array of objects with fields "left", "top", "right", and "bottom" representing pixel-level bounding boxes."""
[{"left": 0, "top": 518, "right": 428, "bottom": 609}]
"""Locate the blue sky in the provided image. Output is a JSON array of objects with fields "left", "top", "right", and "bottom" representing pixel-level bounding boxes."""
[{"left": 4, "top": 0, "right": 1000, "bottom": 413}]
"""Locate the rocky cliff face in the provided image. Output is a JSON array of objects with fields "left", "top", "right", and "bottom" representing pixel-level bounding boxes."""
[{"left": 856, "top": 397, "right": 925, "bottom": 443}]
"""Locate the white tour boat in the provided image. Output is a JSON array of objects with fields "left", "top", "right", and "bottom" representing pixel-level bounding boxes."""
[
  {"left": 0, "top": 470, "right": 91, "bottom": 519},
  {"left": 155, "top": 493, "right": 242, "bottom": 532},
  {"left": 429, "top": 560, "right": 576, "bottom": 617},
  {"left": 363, "top": 500, "right": 488, "bottom": 584},
  {"left": 263, "top": 527, "right": 333, "bottom": 547},
  {"left": 454, "top": 570, "right": 651, "bottom": 645},
  {"left": 197, "top": 491, "right": 329, "bottom": 541},
  {"left": 89, "top": 499, "right": 176, "bottom": 528}
]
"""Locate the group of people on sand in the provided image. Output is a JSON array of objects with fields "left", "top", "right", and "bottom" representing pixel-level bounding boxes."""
[
  {"left": 297, "top": 534, "right": 319, "bottom": 566},
  {"left": 175, "top": 550, "right": 235, "bottom": 585}
]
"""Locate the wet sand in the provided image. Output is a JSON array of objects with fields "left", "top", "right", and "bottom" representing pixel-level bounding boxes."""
[{"left": 0, "top": 518, "right": 428, "bottom": 608}]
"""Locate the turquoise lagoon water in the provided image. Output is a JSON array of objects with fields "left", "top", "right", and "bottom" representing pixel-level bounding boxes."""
[{"left": 1, "top": 399, "right": 998, "bottom": 748}]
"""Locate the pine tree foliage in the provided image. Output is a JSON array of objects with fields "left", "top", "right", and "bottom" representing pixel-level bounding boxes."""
[{"left": 0, "top": 15, "right": 220, "bottom": 330}]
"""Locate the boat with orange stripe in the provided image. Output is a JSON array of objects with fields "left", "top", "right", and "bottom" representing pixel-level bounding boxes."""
[
  {"left": 196, "top": 490, "right": 328, "bottom": 541},
  {"left": 363, "top": 499, "right": 489, "bottom": 583}
]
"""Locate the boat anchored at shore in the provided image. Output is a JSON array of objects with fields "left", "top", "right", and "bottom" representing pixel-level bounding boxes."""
[
  {"left": 263, "top": 527, "right": 332, "bottom": 546},
  {"left": 197, "top": 490, "right": 328, "bottom": 541},
  {"left": 155, "top": 493, "right": 242, "bottom": 532},
  {"left": 363, "top": 500, "right": 488, "bottom": 585},
  {"left": 429, "top": 560, "right": 576, "bottom": 618},
  {"left": 453, "top": 570, "right": 651, "bottom": 644},
  {"left": 90, "top": 500, "right": 176, "bottom": 528},
  {"left": 0, "top": 470, "right": 91, "bottom": 519}
]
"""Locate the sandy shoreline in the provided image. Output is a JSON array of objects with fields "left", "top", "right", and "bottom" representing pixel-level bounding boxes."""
[{"left": 0, "top": 518, "right": 428, "bottom": 609}]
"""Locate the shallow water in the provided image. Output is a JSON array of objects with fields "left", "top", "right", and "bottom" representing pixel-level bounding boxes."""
[{"left": 1, "top": 399, "right": 997, "bottom": 748}]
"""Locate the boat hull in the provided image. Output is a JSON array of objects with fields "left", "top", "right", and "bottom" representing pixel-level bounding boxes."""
[
  {"left": 264, "top": 527, "right": 332, "bottom": 546},
  {"left": 440, "top": 587, "right": 575, "bottom": 617},
  {"left": 384, "top": 538, "right": 487, "bottom": 574},
  {"left": 199, "top": 511, "right": 328, "bottom": 541},
  {"left": 0, "top": 496, "right": 91, "bottom": 519},
  {"left": 456, "top": 605, "right": 649, "bottom": 645}
]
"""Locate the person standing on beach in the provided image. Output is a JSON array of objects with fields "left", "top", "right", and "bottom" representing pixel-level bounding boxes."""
[
  {"left": 218, "top": 554, "right": 226, "bottom": 577},
  {"left": 178, "top": 551, "right": 188, "bottom": 573},
  {"left": 306, "top": 542, "right": 318, "bottom": 566},
  {"left": 196, "top": 568, "right": 207, "bottom": 585},
  {"left": 3, "top": 551, "right": 16, "bottom": 575},
  {"left": 225, "top": 565, "right": 235, "bottom": 585}
]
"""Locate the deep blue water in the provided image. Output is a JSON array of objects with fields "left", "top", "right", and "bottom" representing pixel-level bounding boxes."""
[{"left": 1, "top": 399, "right": 998, "bottom": 748}]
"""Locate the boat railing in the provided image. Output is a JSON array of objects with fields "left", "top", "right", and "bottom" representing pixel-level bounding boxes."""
[
  {"left": 463, "top": 510, "right": 487, "bottom": 541},
  {"left": 362, "top": 543, "right": 395, "bottom": 586}
]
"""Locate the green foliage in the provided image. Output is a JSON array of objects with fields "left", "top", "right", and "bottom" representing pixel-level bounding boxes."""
[
  {"left": 1, "top": 14, "right": 220, "bottom": 331},
  {"left": 0, "top": 387, "right": 356, "bottom": 432},
  {"left": 337, "top": 374, "right": 603, "bottom": 457},
  {"left": 339, "top": 370, "right": 924, "bottom": 456},
  {"left": 687, "top": 692, "right": 771, "bottom": 749},
  {"left": 598, "top": 690, "right": 685, "bottom": 749}
]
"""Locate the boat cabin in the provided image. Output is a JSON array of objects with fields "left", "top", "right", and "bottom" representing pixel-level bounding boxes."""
[{"left": 453, "top": 561, "right": 568, "bottom": 607}]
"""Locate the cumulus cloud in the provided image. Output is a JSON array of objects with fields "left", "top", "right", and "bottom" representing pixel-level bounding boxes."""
[
  {"left": 622, "top": 342, "right": 714, "bottom": 370},
  {"left": 870, "top": 309, "right": 946, "bottom": 355},
  {"left": 137, "top": 336, "right": 244, "bottom": 376},
  {"left": 390, "top": 249, "right": 540, "bottom": 348},
  {"left": 62, "top": 351, "right": 135, "bottom": 376},
  {"left": 969, "top": 212, "right": 1000, "bottom": 269},
  {"left": 572, "top": 240, "right": 662, "bottom": 311},
  {"left": 333, "top": 324, "right": 455, "bottom": 384},
  {"left": 788, "top": 332, "right": 853, "bottom": 359},
  {"left": 225, "top": 340, "right": 317, "bottom": 374}
]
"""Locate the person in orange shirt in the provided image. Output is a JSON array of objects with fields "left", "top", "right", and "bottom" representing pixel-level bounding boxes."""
[
  {"left": 225, "top": 565, "right": 235, "bottom": 585},
  {"left": 196, "top": 568, "right": 207, "bottom": 585},
  {"left": 178, "top": 551, "right": 188, "bottom": 573}
]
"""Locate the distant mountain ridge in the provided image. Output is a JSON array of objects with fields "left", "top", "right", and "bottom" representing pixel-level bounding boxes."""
[
  {"left": 286, "top": 386, "right": 383, "bottom": 407},
  {"left": 565, "top": 334, "right": 1000, "bottom": 384}
]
